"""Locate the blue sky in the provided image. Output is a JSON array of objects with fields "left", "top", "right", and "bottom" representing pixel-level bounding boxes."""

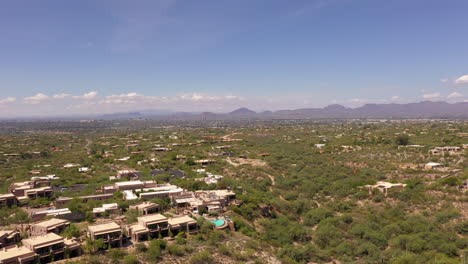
[{"left": 0, "top": 0, "right": 467, "bottom": 116}]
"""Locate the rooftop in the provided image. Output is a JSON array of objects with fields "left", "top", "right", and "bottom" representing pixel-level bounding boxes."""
[
  {"left": 88, "top": 222, "right": 121, "bottom": 235},
  {"left": 138, "top": 214, "right": 168, "bottom": 224},
  {"left": 0, "top": 246, "right": 35, "bottom": 261},
  {"left": 22, "top": 233, "right": 63, "bottom": 248},
  {"left": 32, "top": 208, "right": 71, "bottom": 217},
  {"left": 168, "top": 215, "right": 196, "bottom": 226},
  {"left": 115, "top": 181, "right": 144, "bottom": 187},
  {"left": 33, "top": 218, "right": 69, "bottom": 229}
]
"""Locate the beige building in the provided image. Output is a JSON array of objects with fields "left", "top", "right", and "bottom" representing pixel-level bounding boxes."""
[
  {"left": 174, "top": 190, "right": 236, "bottom": 213},
  {"left": 425, "top": 162, "right": 445, "bottom": 170},
  {"left": 21, "top": 233, "right": 80, "bottom": 263},
  {"left": 128, "top": 214, "right": 169, "bottom": 242},
  {"left": 129, "top": 201, "right": 160, "bottom": 215},
  {"left": 138, "top": 184, "right": 184, "bottom": 200},
  {"left": 29, "top": 218, "right": 70, "bottom": 236},
  {"left": 128, "top": 214, "right": 198, "bottom": 242},
  {"left": 9, "top": 181, "right": 53, "bottom": 201},
  {"left": 364, "top": 181, "right": 406, "bottom": 197},
  {"left": 168, "top": 215, "right": 198, "bottom": 235},
  {"left": 0, "top": 194, "right": 18, "bottom": 207},
  {"left": 55, "top": 194, "right": 114, "bottom": 207},
  {"left": 429, "top": 146, "right": 463, "bottom": 156},
  {"left": 87, "top": 222, "right": 123, "bottom": 248},
  {"left": 0, "top": 246, "right": 36, "bottom": 264},
  {"left": 0, "top": 230, "right": 21, "bottom": 249}
]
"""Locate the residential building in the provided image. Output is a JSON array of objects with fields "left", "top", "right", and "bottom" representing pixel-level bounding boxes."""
[
  {"left": 101, "top": 180, "right": 157, "bottom": 193},
  {"left": 31, "top": 208, "right": 72, "bottom": 222},
  {"left": 129, "top": 202, "right": 160, "bottom": 215},
  {"left": 22, "top": 233, "right": 80, "bottom": 263},
  {"left": 92, "top": 203, "right": 120, "bottom": 216},
  {"left": 364, "top": 181, "right": 407, "bottom": 197},
  {"left": 173, "top": 190, "right": 236, "bottom": 213},
  {"left": 0, "top": 230, "right": 21, "bottom": 248},
  {"left": 194, "top": 159, "right": 215, "bottom": 166},
  {"left": 138, "top": 184, "right": 183, "bottom": 200},
  {"left": 0, "top": 194, "right": 18, "bottom": 207},
  {"left": 0, "top": 246, "right": 36, "bottom": 264},
  {"left": 139, "top": 214, "right": 169, "bottom": 238},
  {"left": 425, "top": 162, "right": 445, "bottom": 170},
  {"left": 79, "top": 194, "right": 114, "bottom": 203},
  {"left": 116, "top": 170, "right": 141, "bottom": 180},
  {"left": 55, "top": 194, "right": 114, "bottom": 207},
  {"left": 87, "top": 222, "right": 123, "bottom": 248},
  {"left": 168, "top": 215, "right": 198, "bottom": 235},
  {"left": 30, "top": 218, "right": 70, "bottom": 236},
  {"left": 9, "top": 181, "right": 53, "bottom": 201},
  {"left": 429, "top": 146, "right": 463, "bottom": 155}
]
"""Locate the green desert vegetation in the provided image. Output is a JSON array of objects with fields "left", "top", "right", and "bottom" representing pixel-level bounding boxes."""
[{"left": 0, "top": 120, "right": 466, "bottom": 263}]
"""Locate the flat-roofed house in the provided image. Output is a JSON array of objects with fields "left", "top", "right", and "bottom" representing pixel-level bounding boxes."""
[
  {"left": 79, "top": 194, "right": 113, "bottom": 203},
  {"left": 23, "top": 187, "right": 53, "bottom": 200},
  {"left": 429, "top": 146, "right": 463, "bottom": 156},
  {"left": 0, "top": 246, "right": 36, "bottom": 264},
  {"left": 22, "top": 233, "right": 80, "bottom": 263},
  {"left": 116, "top": 170, "right": 141, "bottom": 180},
  {"left": 138, "top": 214, "right": 169, "bottom": 237},
  {"left": 138, "top": 184, "right": 183, "bottom": 200},
  {"left": 115, "top": 181, "right": 145, "bottom": 191},
  {"left": 54, "top": 197, "right": 73, "bottom": 207},
  {"left": 9, "top": 181, "right": 53, "bottom": 201},
  {"left": 87, "top": 222, "right": 123, "bottom": 248},
  {"left": 0, "top": 230, "right": 21, "bottom": 249},
  {"left": 102, "top": 180, "right": 157, "bottom": 193},
  {"left": 129, "top": 201, "right": 160, "bottom": 215},
  {"left": 92, "top": 203, "right": 120, "bottom": 216},
  {"left": 127, "top": 224, "right": 150, "bottom": 242},
  {"left": 30, "top": 208, "right": 72, "bottom": 222},
  {"left": 168, "top": 215, "right": 197, "bottom": 235},
  {"left": 425, "top": 162, "right": 445, "bottom": 170},
  {"left": 173, "top": 190, "right": 236, "bottom": 214},
  {"left": 30, "top": 218, "right": 70, "bottom": 236},
  {"left": 0, "top": 194, "right": 18, "bottom": 207},
  {"left": 364, "top": 181, "right": 407, "bottom": 197}
]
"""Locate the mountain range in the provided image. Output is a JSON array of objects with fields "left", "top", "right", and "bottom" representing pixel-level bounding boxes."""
[{"left": 97, "top": 101, "right": 468, "bottom": 120}]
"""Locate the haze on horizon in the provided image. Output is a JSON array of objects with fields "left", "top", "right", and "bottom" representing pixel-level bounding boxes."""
[{"left": 0, "top": 0, "right": 468, "bottom": 117}]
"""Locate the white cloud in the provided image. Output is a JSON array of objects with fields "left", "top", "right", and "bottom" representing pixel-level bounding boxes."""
[
  {"left": 422, "top": 93, "right": 441, "bottom": 100},
  {"left": 454, "top": 74, "right": 468, "bottom": 85},
  {"left": 24, "top": 93, "right": 49, "bottom": 104},
  {"left": 53, "top": 91, "right": 98, "bottom": 100},
  {"left": 74, "top": 91, "right": 98, "bottom": 100},
  {"left": 53, "top": 93, "right": 72, "bottom": 99},
  {"left": 440, "top": 78, "right": 449, "bottom": 83},
  {"left": 349, "top": 98, "right": 366, "bottom": 103},
  {"left": 447, "top": 92, "right": 463, "bottom": 99},
  {"left": 0, "top": 97, "right": 16, "bottom": 104},
  {"left": 390, "top": 96, "right": 400, "bottom": 100}
]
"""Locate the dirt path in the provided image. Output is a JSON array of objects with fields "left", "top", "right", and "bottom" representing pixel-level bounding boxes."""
[
  {"left": 85, "top": 138, "right": 93, "bottom": 154},
  {"left": 263, "top": 172, "right": 287, "bottom": 201}
]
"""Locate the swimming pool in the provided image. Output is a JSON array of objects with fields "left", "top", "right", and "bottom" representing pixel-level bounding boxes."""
[{"left": 211, "top": 219, "right": 225, "bottom": 227}]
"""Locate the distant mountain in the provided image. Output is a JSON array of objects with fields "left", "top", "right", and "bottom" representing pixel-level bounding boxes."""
[
  {"left": 158, "top": 101, "right": 468, "bottom": 120},
  {"left": 12, "top": 101, "right": 466, "bottom": 121},
  {"left": 228, "top": 108, "right": 257, "bottom": 116},
  {"left": 100, "top": 112, "right": 143, "bottom": 120}
]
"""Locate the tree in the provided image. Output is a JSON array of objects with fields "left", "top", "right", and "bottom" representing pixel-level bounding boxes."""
[
  {"left": 123, "top": 255, "right": 139, "bottom": 264},
  {"left": 61, "top": 224, "right": 81, "bottom": 238},
  {"left": 190, "top": 250, "right": 214, "bottom": 264},
  {"left": 395, "top": 135, "right": 410, "bottom": 146},
  {"left": 83, "top": 238, "right": 107, "bottom": 254}
]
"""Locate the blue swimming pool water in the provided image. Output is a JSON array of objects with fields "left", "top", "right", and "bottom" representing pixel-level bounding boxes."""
[{"left": 211, "top": 219, "right": 225, "bottom": 227}]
